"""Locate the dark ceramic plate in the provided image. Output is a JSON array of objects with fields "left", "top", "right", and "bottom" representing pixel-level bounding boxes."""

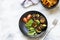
[
  {"left": 19, "top": 11, "right": 48, "bottom": 38},
  {"left": 40, "top": 0, "right": 59, "bottom": 9}
]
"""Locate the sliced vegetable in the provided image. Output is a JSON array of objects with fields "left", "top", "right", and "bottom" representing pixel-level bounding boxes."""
[
  {"left": 35, "top": 20, "right": 40, "bottom": 25},
  {"left": 25, "top": 19, "right": 34, "bottom": 27},
  {"left": 40, "top": 24, "right": 46, "bottom": 29},
  {"left": 36, "top": 14, "right": 40, "bottom": 17},
  {"left": 25, "top": 19, "right": 37, "bottom": 36},
  {"left": 28, "top": 30, "right": 37, "bottom": 36},
  {"left": 36, "top": 29, "right": 41, "bottom": 33},
  {"left": 27, "top": 27, "right": 37, "bottom": 35},
  {"left": 42, "top": 24, "right": 46, "bottom": 27},
  {"left": 32, "top": 22, "right": 38, "bottom": 28},
  {"left": 28, "top": 27, "right": 36, "bottom": 35},
  {"left": 40, "top": 17, "right": 45, "bottom": 23},
  {"left": 29, "top": 27, "right": 35, "bottom": 31},
  {"left": 27, "top": 14, "right": 32, "bottom": 20},
  {"left": 23, "top": 17, "right": 28, "bottom": 23},
  {"left": 37, "top": 26, "right": 42, "bottom": 31}
]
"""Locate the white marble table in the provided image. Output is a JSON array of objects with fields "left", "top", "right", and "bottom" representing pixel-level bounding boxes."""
[{"left": 0, "top": 0, "right": 60, "bottom": 40}]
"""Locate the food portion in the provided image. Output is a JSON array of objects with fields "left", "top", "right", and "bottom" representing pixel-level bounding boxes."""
[
  {"left": 23, "top": 14, "right": 32, "bottom": 23},
  {"left": 22, "top": 14, "right": 47, "bottom": 36},
  {"left": 41, "top": 0, "right": 57, "bottom": 8}
]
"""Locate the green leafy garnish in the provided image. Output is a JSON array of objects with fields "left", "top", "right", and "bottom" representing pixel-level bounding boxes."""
[
  {"left": 35, "top": 20, "right": 40, "bottom": 25},
  {"left": 28, "top": 30, "right": 37, "bottom": 36},
  {"left": 28, "top": 27, "right": 37, "bottom": 36},
  {"left": 25, "top": 19, "right": 34, "bottom": 27},
  {"left": 25, "top": 19, "right": 37, "bottom": 36}
]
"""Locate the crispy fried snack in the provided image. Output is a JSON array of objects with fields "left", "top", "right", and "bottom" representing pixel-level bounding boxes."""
[{"left": 41, "top": 0, "right": 57, "bottom": 7}]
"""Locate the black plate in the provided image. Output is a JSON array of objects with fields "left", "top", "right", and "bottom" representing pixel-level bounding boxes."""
[
  {"left": 19, "top": 11, "right": 48, "bottom": 38},
  {"left": 40, "top": 0, "right": 59, "bottom": 9}
]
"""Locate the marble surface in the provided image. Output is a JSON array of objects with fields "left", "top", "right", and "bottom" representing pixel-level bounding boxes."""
[{"left": 0, "top": 0, "right": 60, "bottom": 40}]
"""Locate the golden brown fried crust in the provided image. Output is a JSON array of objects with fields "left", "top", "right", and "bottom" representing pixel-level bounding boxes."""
[{"left": 42, "top": 0, "right": 57, "bottom": 7}]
